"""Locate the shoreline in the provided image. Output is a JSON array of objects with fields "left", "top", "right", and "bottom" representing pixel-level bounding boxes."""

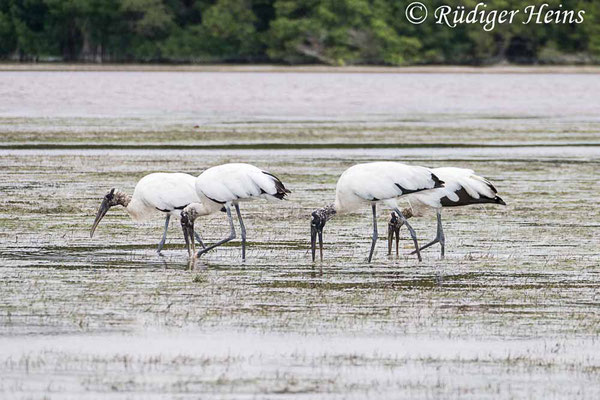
[{"left": 0, "top": 63, "right": 599, "bottom": 74}]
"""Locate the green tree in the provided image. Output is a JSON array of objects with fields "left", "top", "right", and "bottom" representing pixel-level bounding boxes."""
[
  {"left": 0, "top": 10, "right": 16, "bottom": 56},
  {"left": 8, "top": 0, "right": 53, "bottom": 60},
  {"left": 202, "top": 0, "right": 261, "bottom": 60},
  {"left": 122, "top": 0, "right": 174, "bottom": 60},
  {"left": 0, "top": 0, "right": 597, "bottom": 65}
]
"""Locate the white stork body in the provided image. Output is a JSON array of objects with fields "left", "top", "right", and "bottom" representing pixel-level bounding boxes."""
[
  {"left": 195, "top": 163, "right": 290, "bottom": 213},
  {"left": 181, "top": 163, "right": 291, "bottom": 261},
  {"left": 388, "top": 167, "right": 506, "bottom": 258},
  {"left": 333, "top": 162, "right": 443, "bottom": 212},
  {"left": 90, "top": 172, "right": 206, "bottom": 253},
  {"left": 311, "top": 162, "right": 444, "bottom": 263},
  {"left": 128, "top": 173, "right": 201, "bottom": 221}
]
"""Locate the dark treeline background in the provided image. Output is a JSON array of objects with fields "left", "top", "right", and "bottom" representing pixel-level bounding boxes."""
[{"left": 1, "top": 0, "right": 598, "bottom": 65}]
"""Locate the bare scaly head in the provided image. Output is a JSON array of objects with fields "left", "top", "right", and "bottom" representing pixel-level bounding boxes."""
[
  {"left": 90, "top": 189, "right": 130, "bottom": 238},
  {"left": 180, "top": 203, "right": 207, "bottom": 260},
  {"left": 310, "top": 204, "right": 337, "bottom": 262},
  {"left": 387, "top": 208, "right": 413, "bottom": 256}
]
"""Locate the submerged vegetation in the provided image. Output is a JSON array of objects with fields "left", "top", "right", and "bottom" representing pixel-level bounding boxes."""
[{"left": 0, "top": 71, "right": 599, "bottom": 397}]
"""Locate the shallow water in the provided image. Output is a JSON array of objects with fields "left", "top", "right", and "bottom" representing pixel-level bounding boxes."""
[{"left": 0, "top": 71, "right": 599, "bottom": 399}]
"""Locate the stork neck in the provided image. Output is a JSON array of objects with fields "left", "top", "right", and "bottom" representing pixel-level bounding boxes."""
[
  {"left": 116, "top": 192, "right": 131, "bottom": 208},
  {"left": 401, "top": 207, "right": 413, "bottom": 219},
  {"left": 319, "top": 203, "right": 337, "bottom": 222},
  {"left": 183, "top": 202, "right": 212, "bottom": 224}
]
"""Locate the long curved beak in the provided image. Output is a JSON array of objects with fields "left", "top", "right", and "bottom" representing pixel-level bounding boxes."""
[
  {"left": 181, "top": 213, "right": 195, "bottom": 259},
  {"left": 387, "top": 223, "right": 394, "bottom": 255},
  {"left": 90, "top": 198, "right": 111, "bottom": 238},
  {"left": 318, "top": 231, "right": 323, "bottom": 262},
  {"left": 311, "top": 226, "right": 323, "bottom": 262},
  {"left": 388, "top": 212, "right": 404, "bottom": 255},
  {"left": 311, "top": 226, "right": 317, "bottom": 262}
]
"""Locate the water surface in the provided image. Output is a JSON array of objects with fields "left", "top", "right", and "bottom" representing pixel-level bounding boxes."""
[{"left": 0, "top": 71, "right": 599, "bottom": 399}]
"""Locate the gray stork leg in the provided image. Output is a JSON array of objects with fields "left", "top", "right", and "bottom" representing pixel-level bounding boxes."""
[
  {"left": 234, "top": 203, "right": 246, "bottom": 261},
  {"left": 394, "top": 207, "right": 422, "bottom": 262},
  {"left": 368, "top": 203, "right": 378, "bottom": 263},
  {"left": 439, "top": 212, "right": 445, "bottom": 259},
  {"left": 193, "top": 232, "right": 206, "bottom": 249},
  {"left": 196, "top": 205, "right": 236, "bottom": 258},
  {"left": 411, "top": 209, "right": 445, "bottom": 259},
  {"left": 157, "top": 214, "right": 170, "bottom": 254}
]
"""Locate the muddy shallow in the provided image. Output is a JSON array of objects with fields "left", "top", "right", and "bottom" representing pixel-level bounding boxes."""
[{"left": 0, "top": 71, "right": 599, "bottom": 399}]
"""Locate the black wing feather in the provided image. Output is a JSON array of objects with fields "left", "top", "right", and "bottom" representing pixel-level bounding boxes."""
[{"left": 440, "top": 186, "right": 506, "bottom": 207}]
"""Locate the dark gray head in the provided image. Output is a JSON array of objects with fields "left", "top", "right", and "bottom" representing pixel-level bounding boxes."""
[
  {"left": 389, "top": 211, "right": 399, "bottom": 227},
  {"left": 90, "top": 188, "right": 120, "bottom": 238},
  {"left": 388, "top": 208, "right": 411, "bottom": 231},
  {"left": 310, "top": 204, "right": 336, "bottom": 262},
  {"left": 180, "top": 203, "right": 205, "bottom": 258},
  {"left": 388, "top": 211, "right": 404, "bottom": 230}
]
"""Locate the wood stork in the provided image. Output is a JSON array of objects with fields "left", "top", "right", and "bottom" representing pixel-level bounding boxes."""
[
  {"left": 90, "top": 173, "right": 206, "bottom": 253},
  {"left": 387, "top": 167, "right": 506, "bottom": 258},
  {"left": 310, "top": 162, "right": 444, "bottom": 263},
  {"left": 180, "top": 163, "right": 291, "bottom": 261}
]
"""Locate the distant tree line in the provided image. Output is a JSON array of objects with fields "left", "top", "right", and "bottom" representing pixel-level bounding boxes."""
[{"left": 0, "top": 0, "right": 598, "bottom": 65}]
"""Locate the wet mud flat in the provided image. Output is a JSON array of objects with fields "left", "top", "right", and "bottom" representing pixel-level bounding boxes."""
[
  {"left": 1, "top": 143, "right": 599, "bottom": 399},
  {"left": 1, "top": 71, "right": 600, "bottom": 398}
]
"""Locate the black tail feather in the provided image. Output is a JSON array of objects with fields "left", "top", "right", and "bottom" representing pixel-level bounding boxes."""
[
  {"left": 262, "top": 171, "right": 291, "bottom": 200},
  {"left": 431, "top": 173, "right": 445, "bottom": 188},
  {"left": 485, "top": 179, "right": 499, "bottom": 194}
]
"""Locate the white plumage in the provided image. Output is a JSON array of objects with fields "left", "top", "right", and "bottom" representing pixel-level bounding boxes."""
[
  {"left": 406, "top": 167, "right": 501, "bottom": 212},
  {"left": 128, "top": 173, "right": 201, "bottom": 221},
  {"left": 311, "top": 162, "right": 444, "bottom": 263},
  {"left": 388, "top": 167, "right": 505, "bottom": 258},
  {"left": 334, "top": 162, "right": 443, "bottom": 212},
  {"left": 90, "top": 172, "right": 205, "bottom": 253},
  {"left": 194, "top": 163, "right": 289, "bottom": 214},
  {"left": 181, "top": 163, "right": 291, "bottom": 261}
]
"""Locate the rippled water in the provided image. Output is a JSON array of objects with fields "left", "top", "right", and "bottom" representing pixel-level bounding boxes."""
[{"left": 0, "top": 70, "right": 599, "bottom": 399}]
